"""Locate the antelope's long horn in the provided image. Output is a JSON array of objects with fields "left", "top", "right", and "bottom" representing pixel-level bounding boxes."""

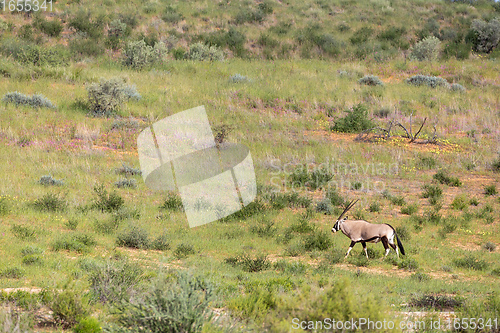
[{"left": 337, "top": 199, "right": 359, "bottom": 221}]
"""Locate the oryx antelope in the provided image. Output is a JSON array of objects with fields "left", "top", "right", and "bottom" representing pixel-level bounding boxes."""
[{"left": 331, "top": 199, "right": 405, "bottom": 259}]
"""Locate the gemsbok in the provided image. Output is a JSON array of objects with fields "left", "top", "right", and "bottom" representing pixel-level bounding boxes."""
[{"left": 331, "top": 199, "right": 405, "bottom": 259}]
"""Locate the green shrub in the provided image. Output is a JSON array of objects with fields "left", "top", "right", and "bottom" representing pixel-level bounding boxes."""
[
  {"left": 111, "top": 272, "right": 213, "bottom": 333},
  {"left": 433, "top": 170, "right": 461, "bottom": 186},
  {"left": 303, "top": 230, "right": 332, "bottom": 251},
  {"left": 482, "top": 242, "right": 496, "bottom": 252},
  {"left": 284, "top": 241, "right": 305, "bottom": 257},
  {"left": 68, "top": 10, "right": 104, "bottom": 39},
  {"left": 89, "top": 259, "right": 143, "bottom": 303},
  {"left": 48, "top": 285, "right": 90, "bottom": 328},
  {"left": 453, "top": 254, "right": 489, "bottom": 271},
  {"left": 250, "top": 220, "right": 277, "bottom": 237},
  {"left": 417, "top": 155, "right": 438, "bottom": 169},
  {"left": 52, "top": 233, "right": 97, "bottom": 253},
  {"left": 22, "top": 254, "right": 43, "bottom": 266},
  {"left": 369, "top": 201, "right": 381, "bottom": 212},
  {"left": 116, "top": 225, "right": 150, "bottom": 249},
  {"left": 2, "top": 91, "right": 56, "bottom": 108},
  {"left": 273, "top": 260, "right": 307, "bottom": 275},
  {"left": 484, "top": 184, "right": 497, "bottom": 196},
  {"left": 225, "top": 253, "right": 270, "bottom": 272},
  {"left": 34, "top": 16, "right": 63, "bottom": 37},
  {"left": 122, "top": 40, "right": 168, "bottom": 69},
  {"left": 358, "top": 75, "right": 384, "bottom": 86},
  {"left": 316, "top": 198, "right": 334, "bottom": 214},
  {"left": 421, "top": 184, "right": 442, "bottom": 203},
  {"left": 470, "top": 18, "right": 500, "bottom": 53},
  {"left": 69, "top": 38, "right": 105, "bottom": 57},
  {"left": 350, "top": 27, "right": 374, "bottom": 45},
  {"left": 451, "top": 83, "right": 466, "bottom": 92},
  {"left": 451, "top": 194, "right": 468, "bottom": 210},
  {"left": 265, "top": 191, "right": 312, "bottom": 209},
  {"left": 92, "top": 184, "right": 124, "bottom": 212},
  {"left": 0, "top": 197, "right": 9, "bottom": 216},
  {"left": 401, "top": 203, "right": 418, "bottom": 215},
  {"left": 86, "top": 78, "right": 135, "bottom": 117},
  {"left": 159, "top": 192, "right": 183, "bottom": 211},
  {"left": 39, "top": 175, "right": 64, "bottom": 186},
  {"left": 11, "top": 224, "right": 36, "bottom": 240},
  {"left": 348, "top": 254, "right": 369, "bottom": 267},
  {"left": 20, "top": 245, "right": 43, "bottom": 257},
  {"left": 32, "top": 193, "right": 67, "bottom": 212},
  {"left": 398, "top": 257, "right": 419, "bottom": 271},
  {"left": 406, "top": 75, "right": 450, "bottom": 88},
  {"left": 0, "top": 267, "right": 24, "bottom": 279},
  {"left": 114, "top": 179, "right": 136, "bottom": 189},
  {"left": 491, "top": 155, "right": 500, "bottom": 172},
  {"left": 330, "top": 103, "right": 374, "bottom": 133},
  {"left": 185, "top": 42, "right": 224, "bottom": 61},
  {"left": 395, "top": 225, "right": 411, "bottom": 241},
  {"left": 229, "top": 287, "right": 276, "bottom": 320},
  {"left": 409, "top": 294, "right": 463, "bottom": 310},
  {"left": 162, "top": 5, "right": 183, "bottom": 23},
  {"left": 19, "top": 24, "right": 33, "bottom": 41},
  {"left": 410, "top": 36, "right": 441, "bottom": 61},
  {"left": 73, "top": 317, "right": 102, "bottom": 333},
  {"left": 173, "top": 243, "right": 196, "bottom": 259},
  {"left": 289, "top": 212, "right": 315, "bottom": 234},
  {"left": 149, "top": 233, "right": 170, "bottom": 251}
]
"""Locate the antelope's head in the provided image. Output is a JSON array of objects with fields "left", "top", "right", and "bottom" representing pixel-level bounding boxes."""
[{"left": 331, "top": 199, "right": 358, "bottom": 233}]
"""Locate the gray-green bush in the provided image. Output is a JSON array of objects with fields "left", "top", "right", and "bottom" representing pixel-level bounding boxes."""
[
  {"left": 410, "top": 36, "right": 441, "bottom": 61},
  {"left": 185, "top": 42, "right": 224, "bottom": 61},
  {"left": 2, "top": 92, "right": 56, "bottom": 108},
  {"left": 122, "top": 40, "right": 168, "bottom": 69}
]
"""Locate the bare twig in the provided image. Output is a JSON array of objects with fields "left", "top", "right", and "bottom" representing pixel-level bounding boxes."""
[{"left": 410, "top": 117, "right": 427, "bottom": 143}]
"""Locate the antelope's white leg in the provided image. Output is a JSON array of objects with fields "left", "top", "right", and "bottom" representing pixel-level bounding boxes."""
[
  {"left": 345, "top": 247, "right": 353, "bottom": 258},
  {"left": 384, "top": 248, "right": 390, "bottom": 257},
  {"left": 396, "top": 247, "right": 399, "bottom": 258},
  {"left": 364, "top": 247, "right": 368, "bottom": 259}
]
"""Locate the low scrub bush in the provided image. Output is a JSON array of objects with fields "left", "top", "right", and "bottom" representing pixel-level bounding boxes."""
[
  {"left": 2, "top": 92, "right": 56, "bottom": 109},
  {"left": 32, "top": 193, "right": 67, "bottom": 212},
  {"left": 303, "top": 230, "right": 332, "bottom": 251},
  {"left": 72, "top": 317, "right": 102, "bottom": 333},
  {"left": 185, "top": 42, "right": 224, "bottom": 61},
  {"left": 47, "top": 284, "right": 90, "bottom": 328},
  {"left": 273, "top": 260, "right": 307, "bottom": 275},
  {"left": 358, "top": 75, "right": 384, "bottom": 86},
  {"left": 114, "top": 179, "right": 136, "bottom": 189},
  {"left": 482, "top": 242, "right": 496, "bottom": 252},
  {"left": 52, "top": 233, "right": 97, "bottom": 253},
  {"left": 115, "top": 164, "right": 141, "bottom": 177},
  {"left": 406, "top": 75, "right": 450, "bottom": 88},
  {"left": 0, "top": 197, "right": 10, "bottom": 216},
  {"left": 87, "top": 78, "right": 138, "bottom": 117},
  {"left": 421, "top": 184, "right": 442, "bottom": 204},
  {"left": 491, "top": 154, "right": 500, "bottom": 172},
  {"left": 69, "top": 37, "right": 105, "bottom": 58},
  {"left": 229, "top": 73, "right": 250, "bottom": 83},
  {"left": 225, "top": 253, "right": 270, "bottom": 272},
  {"left": 173, "top": 243, "right": 196, "bottom": 259},
  {"left": 34, "top": 16, "right": 63, "bottom": 37},
  {"left": 92, "top": 184, "right": 124, "bottom": 212},
  {"left": 451, "top": 194, "right": 468, "bottom": 210},
  {"left": 316, "top": 198, "right": 334, "bottom": 214},
  {"left": 116, "top": 225, "right": 150, "bottom": 249},
  {"left": 250, "top": 220, "right": 277, "bottom": 237},
  {"left": 451, "top": 83, "right": 466, "bottom": 92},
  {"left": 110, "top": 273, "right": 213, "bottom": 333},
  {"left": 11, "top": 224, "right": 36, "bottom": 240},
  {"left": 433, "top": 170, "right": 461, "bottom": 186},
  {"left": 453, "top": 254, "right": 489, "bottom": 271},
  {"left": 484, "top": 184, "right": 497, "bottom": 196},
  {"left": 401, "top": 203, "right": 418, "bottom": 215},
  {"left": 395, "top": 225, "right": 411, "bottom": 241},
  {"left": 150, "top": 233, "right": 170, "bottom": 251},
  {"left": 265, "top": 191, "right": 312, "bottom": 209},
  {"left": 410, "top": 36, "right": 441, "bottom": 61},
  {"left": 39, "top": 175, "right": 63, "bottom": 186},
  {"left": 330, "top": 103, "right": 374, "bottom": 133},
  {"left": 369, "top": 201, "right": 381, "bottom": 212},
  {"left": 159, "top": 192, "right": 183, "bottom": 211},
  {"left": 68, "top": 9, "right": 104, "bottom": 39},
  {"left": 470, "top": 18, "right": 500, "bottom": 53},
  {"left": 397, "top": 257, "right": 419, "bottom": 271},
  {"left": 89, "top": 259, "right": 144, "bottom": 303},
  {"left": 0, "top": 267, "right": 24, "bottom": 279},
  {"left": 122, "top": 40, "right": 168, "bottom": 69}
]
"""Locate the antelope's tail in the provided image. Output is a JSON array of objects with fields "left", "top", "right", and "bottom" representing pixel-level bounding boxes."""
[
  {"left": 395, "top": 232, "right": 405, "bottom": 256},
  {"left": 386, "top": 224, "right": 405, "bottom": 256}
]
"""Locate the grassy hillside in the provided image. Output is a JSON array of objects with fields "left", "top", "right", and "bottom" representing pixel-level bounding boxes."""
[{"left": 0, "top": 0, "right": 500, "bottom": 332}]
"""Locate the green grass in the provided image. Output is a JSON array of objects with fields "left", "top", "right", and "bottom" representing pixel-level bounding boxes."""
[{"left": 0, "top": 1, "right": 500, "bottom": 331}]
